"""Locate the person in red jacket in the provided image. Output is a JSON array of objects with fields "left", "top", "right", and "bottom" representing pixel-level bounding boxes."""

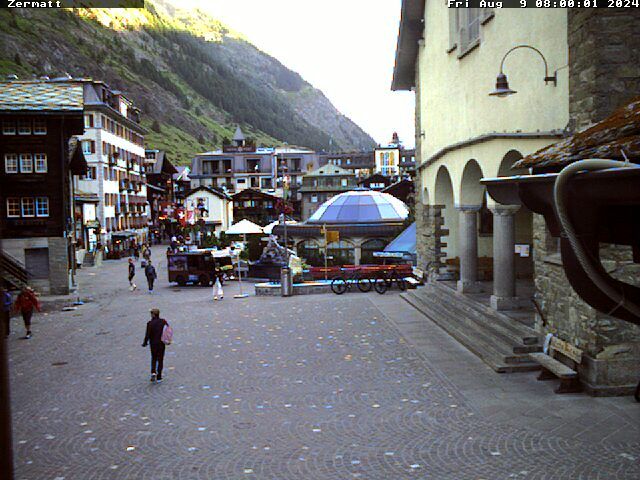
[{"left": 14, "top": 287, "right": 41, "bottom": 339}]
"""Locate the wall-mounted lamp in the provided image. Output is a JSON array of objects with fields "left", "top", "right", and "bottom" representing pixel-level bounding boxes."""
[{"left": 489, "top": 45, "right": 558, "bottom": 97}]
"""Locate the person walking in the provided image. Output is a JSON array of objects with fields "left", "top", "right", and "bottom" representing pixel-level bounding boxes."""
[
  {"left": 142, "top": 308, "right": 169, "bottom": 383},
  {"left": 13, "top": 287, "right": 40, "bottom": 339},
  {"left": 1, "top": 285, "right": 12, "bottom": 338},
  {"left": 145, "top": 260, "right": 157, "bottom": 294},
  {"left": 128, "top": 258, "right": 137, "bottom": 291},
  {"left": 212, "top": 268, "right": 224, "bottom": 301},
  {"left": 143, "top": 244, "right": 151, "bottom": 262}
]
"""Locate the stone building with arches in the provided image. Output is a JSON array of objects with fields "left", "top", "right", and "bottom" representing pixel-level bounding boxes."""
[
  {"left": 394, "top": 4, "right": 568, "bottom": 306},
  {"left": 393, "top": 3, "right": 640, "bottom": 394}
]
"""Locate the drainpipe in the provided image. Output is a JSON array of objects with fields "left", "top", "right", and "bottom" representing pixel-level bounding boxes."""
[{"left": 554, "top": 159, "right": 640, "bottom": 319}]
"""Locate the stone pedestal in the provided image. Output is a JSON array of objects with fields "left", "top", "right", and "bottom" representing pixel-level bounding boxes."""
[
  {"left": 490, "top": 205, "right": 520, "bottom": 310},
  {"left": 456, "top": 205, "right": 481, "bottom": 293}
]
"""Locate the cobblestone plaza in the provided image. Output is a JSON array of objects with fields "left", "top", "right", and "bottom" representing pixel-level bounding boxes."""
[{"left": 7, "top": 249, "right": 640, "bottom": 479}]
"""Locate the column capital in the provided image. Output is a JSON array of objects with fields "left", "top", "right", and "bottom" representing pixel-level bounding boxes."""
[
  {"left": 489, "top": 204, "right": 520, "bottom": 216},
  {"left": 455, "top": 204, "right": 482, "bottom": 213}
]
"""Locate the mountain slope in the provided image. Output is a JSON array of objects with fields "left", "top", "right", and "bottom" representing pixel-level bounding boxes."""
[{"left": 0, "top": 1, "right": 375, "bottom": 163}]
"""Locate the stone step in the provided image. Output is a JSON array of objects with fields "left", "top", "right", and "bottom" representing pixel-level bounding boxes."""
[
  {"left": 426, "top": 284, "right": 541, "bottom": 352},
  {"left": 432, "top": 283, "right": 540, "bottom": 346},
  {"left": 2, "top": 271, "right": 28, "bottom": 291},
  {"left": 411, "top": 287, "right": 539, "bottom": 359},
  {"left": 401, "top": 290, "right": 540, "bottom": 373}
]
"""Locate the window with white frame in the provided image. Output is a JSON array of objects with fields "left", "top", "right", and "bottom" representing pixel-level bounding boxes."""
[
  {"left": 4, "top": 154, "right": 18, "bottom": 173},
  {"left": 82, "top": 140, "right": 95, "bottom": 155},
  {"left": 17, "top": 119, "right": 31, "bottom": 135},
  {"left": 19, "top": 154, "right": 33, "bottom": 173},
  {"left": 6, "top": 198, "right": 20, "bottom": 217},
  {"left": 2, "top": 121, "right": 16, "bottom": 135},
  {"left": 311, "top": 195, "right": 318, "bottom": 203},
  {"left": 33, "top": 119, "right": 47, "bottom": 135},
  {"left": 341, "top": 178, "right": 348, "bottom": 187},
  {"left": 21, "top": 197, "right": 35, "bottom": 217},
  {"left": 34, "top": 153, "right": 47, "bottom": 173},
  {"left": 84, "top": 114, "right": 94, "bottom": 128},
  {"left": 35, "top": 197, "right": 49, "bottom": 217}
]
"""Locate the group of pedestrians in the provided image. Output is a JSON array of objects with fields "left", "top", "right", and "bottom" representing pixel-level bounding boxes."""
[
  {"left": 1, "top": 284, "right": 41, "bottom": 340},
  {"left": 127, "top": 244, "right": 157, "bottom": 294}
]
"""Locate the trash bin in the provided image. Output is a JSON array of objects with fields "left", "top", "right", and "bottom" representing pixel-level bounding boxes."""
[{"left": 281, "top": 266, "right": 293, "bottom": 297}]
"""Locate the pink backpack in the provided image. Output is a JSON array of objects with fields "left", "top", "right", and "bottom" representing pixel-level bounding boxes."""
[{"left": 161, "top": 322, "right": 173, "bottom": 345}]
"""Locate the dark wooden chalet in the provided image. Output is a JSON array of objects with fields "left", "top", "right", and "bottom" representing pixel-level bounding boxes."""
[
  {"left": 232, "top": 188, "right": 280, "bottom": 226},
  {"left": 0, "top": 80, "right": 87, "bottom": 294}
]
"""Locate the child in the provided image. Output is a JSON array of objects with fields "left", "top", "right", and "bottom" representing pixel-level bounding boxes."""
[{"left": 213, "top": 274, "right": 224, "bottom": 301}]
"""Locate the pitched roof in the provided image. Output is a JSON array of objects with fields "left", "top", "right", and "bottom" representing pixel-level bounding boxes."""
[
  {"left": 233, "top": 126, "right": 245, "bottom": 142},
  {"left": 0, "top": 80, "right": 84, "bottom": 111},
  {"left": 391, "top": 0, "right": 425, "bottom": 91},
  {"left": 185, "top": 185, "right": 231, "bottom": 200},
  {"left": 306, "top": 164, "right": 354, "bottom": 177},
  {"left": 231, "top": 188, "right": 279, "bottom": 201},
  {"left": 515, "top": 97, "right": 640, "bottom": 169},
  {"left": 146, "top": 150, "right": 178, "bottom": 175}
]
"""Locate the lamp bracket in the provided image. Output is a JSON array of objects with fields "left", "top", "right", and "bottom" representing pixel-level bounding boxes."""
[{"left": 500, "top": 44, "right": 557, "bottom": 86}]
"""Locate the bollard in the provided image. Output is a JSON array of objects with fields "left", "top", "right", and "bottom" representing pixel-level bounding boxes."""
[{"left": 280, "top": 266, "right": 293, "bottom": 297}]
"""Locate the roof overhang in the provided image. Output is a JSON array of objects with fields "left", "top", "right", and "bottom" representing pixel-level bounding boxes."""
[{"left": 391, "top": 0, "right": 425, "bottom": 91}]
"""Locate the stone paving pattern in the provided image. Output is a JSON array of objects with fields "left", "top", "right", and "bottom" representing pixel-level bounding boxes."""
[{"left": 7, "top": 247, "right": 640, "bottom": 479}]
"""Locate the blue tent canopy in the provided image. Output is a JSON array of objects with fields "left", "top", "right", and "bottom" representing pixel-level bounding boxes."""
[{"left": 384, "top": 222, "right": 416, "bottom": 255}]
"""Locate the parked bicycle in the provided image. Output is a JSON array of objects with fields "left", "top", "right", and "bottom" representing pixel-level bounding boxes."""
[
  {"left": 373, "top": 268, "right": 407, "bottom": 294},
  {"left": 331, "top": 268, "right": 373, "bottom": 294}
]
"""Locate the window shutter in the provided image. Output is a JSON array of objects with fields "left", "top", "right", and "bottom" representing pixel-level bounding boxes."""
[{"left": 91, "top": 141, "right": 96, "bottom": 153}]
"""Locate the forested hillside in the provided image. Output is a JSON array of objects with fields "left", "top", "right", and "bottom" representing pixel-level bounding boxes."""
[{"left": 0, "top": 0, "right": 375, "bottom": 163}]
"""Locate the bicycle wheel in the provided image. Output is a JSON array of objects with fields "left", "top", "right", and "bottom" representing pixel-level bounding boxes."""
[
  {"left": 331, "top": 277, "right": 348, "bottom": 295},
  {"left": 356, "top": 275, "right": 372, "bottom": 292},
  {"left": 395, "top": 275, "right": 407, "bottom": 291},
  {"left": 374, "top": 278, "right": 388, "bottom": 294}
]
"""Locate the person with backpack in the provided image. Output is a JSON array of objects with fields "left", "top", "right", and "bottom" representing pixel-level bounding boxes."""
[
  {"left": 13, "top": 286, "right": 41, "bottom": 339},
  {"left": 145, "top": 260, "right": 157, "bottom": 294},
  {"left": 1, "top": 285, "right": 12, "bottom": 338},
  {"left": 128, "top": 258, "right": 137, "bottom": 291},
  {"left": 142, "top": 308, "right": 172, "bottom": 383}
]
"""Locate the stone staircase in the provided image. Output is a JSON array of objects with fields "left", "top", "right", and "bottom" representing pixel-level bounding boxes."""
[
  {"left": 401, "top": 282, "right": 542, "bottom": 373},
  {"left": 0, "top": 250, "right": 30, "bottom": 290}
]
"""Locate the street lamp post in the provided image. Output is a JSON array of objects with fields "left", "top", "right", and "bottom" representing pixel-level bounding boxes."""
[{"left": 0, "top": 224, "right": 15, "bottom": 479}]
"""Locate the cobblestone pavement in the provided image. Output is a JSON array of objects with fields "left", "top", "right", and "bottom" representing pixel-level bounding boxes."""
[{"left": 7, "top": 248, "right": 640, "bottom": 479}]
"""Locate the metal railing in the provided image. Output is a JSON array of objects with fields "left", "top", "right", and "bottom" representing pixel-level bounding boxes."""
[{"left": 0, "top": 250, "right": 29, "bottom": 289}]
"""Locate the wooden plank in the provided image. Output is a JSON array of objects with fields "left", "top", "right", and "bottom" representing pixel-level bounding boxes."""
[
  {"left": 529, "top": 353, "right": 577, "bottom": 379},
  {"left": 549, "top": 337, "right": 583, "bottom": 363}
]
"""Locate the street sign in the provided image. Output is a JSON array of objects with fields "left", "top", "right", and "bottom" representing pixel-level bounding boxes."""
[{"left": 326, "top": 230, "right": 339, "bottom": 243}]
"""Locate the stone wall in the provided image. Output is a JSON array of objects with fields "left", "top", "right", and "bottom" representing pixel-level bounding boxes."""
[
  {"left": 532, "top": 214, "right": 640, "bottom": 394},
  {"left": 569, "top": 10, "right": 640, "bottom": 131},
  {"left": 48, "top": 237, "right": 71, "bottom": 295},
  {"left": 414, "top": 182, "right": 446, "bottom": 282}
]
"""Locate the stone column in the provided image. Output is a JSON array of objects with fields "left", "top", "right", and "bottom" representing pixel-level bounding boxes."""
[
  {"left": 456, "top": 205, "right": 481, "bottom": 293},
  {"left": 490, "top": 205, "right": 520, "bottom": 310},
  {"left": 353, "top": 239, "right": 363, "bottom": 266}
]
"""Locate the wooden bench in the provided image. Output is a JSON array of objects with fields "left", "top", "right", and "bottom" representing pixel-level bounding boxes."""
[{"left": 529, "top": 337, "right": 583, "bottom": 394}]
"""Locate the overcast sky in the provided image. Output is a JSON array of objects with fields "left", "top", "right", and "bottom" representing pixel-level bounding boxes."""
[{"left": 180, "top": 0, "right": 415, "bottom": 148}]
